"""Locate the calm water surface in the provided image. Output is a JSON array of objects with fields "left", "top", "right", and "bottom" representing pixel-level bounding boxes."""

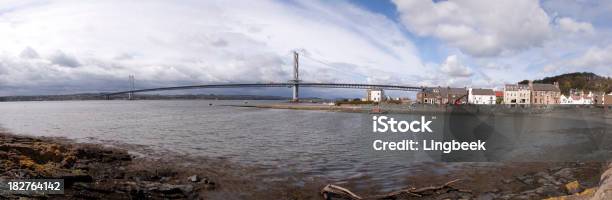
[{"left": 0, "top": 100, "right": 431, "bottom": 189}]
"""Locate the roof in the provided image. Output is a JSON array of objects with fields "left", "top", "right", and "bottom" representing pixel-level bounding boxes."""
[
  {"left": 420, "top": 87, "right": 467, "bottom": 98},
  {"left": 471, "top": 88, "right": 495, "bottom": 95},
  {"left": 438, "top": 87, "right": 467, "bottom": 97},
  {"left": 505, "top": 84, "right": 529, "bottom": 91},
  {"left": 495, "top": 91, "right": 503, "bottom": 97},
  {"left": 532, "top": 83, "right": 560, "bottom": 92}
]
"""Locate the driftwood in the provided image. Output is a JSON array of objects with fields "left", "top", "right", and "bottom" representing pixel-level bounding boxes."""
[{"left": 321, "top": 179, "right": 472, "bottom": 200}]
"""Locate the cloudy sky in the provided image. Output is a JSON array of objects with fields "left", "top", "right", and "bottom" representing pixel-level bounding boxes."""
[{"left": 0, "top": 0, "right": 611, "bottom": 97}]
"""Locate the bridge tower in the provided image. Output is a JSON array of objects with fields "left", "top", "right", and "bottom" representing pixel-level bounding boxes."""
[
  {"left": 292, "top": 51, "right": 300, "bottom": 102},
  {"left": 128, "top": 75, "right": 135, "bottom": 100}
]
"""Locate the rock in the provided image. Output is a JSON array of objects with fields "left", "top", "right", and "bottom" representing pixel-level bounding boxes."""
[
  {"left": 554, "top": 168, "right": 575, "bottom": 180},
  {"left": 517, "top": 191, "right": 539, "bottom": 200},
  {"left": 516, "top": 175, "right": 535, "bottom": 185},
  {"left": 188, "top": 175, "right": 200, "bottom": 182},
  {"left": 544, "top": 187, "right": 597, "bottom": 200},
  {"left": 534, "top": 185, "right": 562, "bottom": 196},
  {"left": 73, "top": 163, "right": 89, "bottom": 170},
  {"left": 61, "top": 156, "right": 77, "bottom": 168},
  {"left": 499, "top": 194, "right": 515, "bottom": 200},
  {"left": 201, "top": 177, "right": 216, "bottom": 190},
  {"left": 534, "top": 172, "right": 549, "bottom": 177},
  {"left": 476, "top": 192, "right": 497, "bottom": 200},
  {"left": 157, "top": 184, "right": 193, "bottom": 195},
  {"left": 529, "top": 171, "right": 562, "bottom": 186},
  {"left": 67, "top": 174, "right": 94, "bottom": 183},
  {"left": 577, "top": 187, "right": 597, "bottom": 197},
  {"left": 549, "top": 166, "right": 563, "bottom": 172},
  {"left": 112, "top": 172, "right": 125, "bottom": 179},
  {"left": 564, "top": 181, "right": 582, "bottom": 194}
]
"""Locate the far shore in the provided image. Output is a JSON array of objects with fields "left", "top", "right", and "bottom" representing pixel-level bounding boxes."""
[{"left": 232, "top": 102, "right": 612, "bottom": 116}]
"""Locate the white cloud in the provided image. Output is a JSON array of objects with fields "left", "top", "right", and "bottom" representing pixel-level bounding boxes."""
[
  {"left": 569, "top": 45, "right": 612, "bottom": 68},
  {"left": 19, "top": 46, "right": 39, "bottom": 59},
  {"left": 541, "top": 0, "right": 612, "bottom": 28},
  {"left": 411, "top": 55, "right": 476, "bottom": 88},
  {"left": 392, "top": 0, "right": 552, "bottom": 57},
  {"left": 557, "top": 17, "right": 594, "bottom": 34},
  {"left": 440, "top": 55, "right": 473, "bottom": 77},
  {"left": 535, "top": 45, "right": 612, "bottom": 76},
  {"left": 0, "top": 0, "right": 424, "bottom": 95}
]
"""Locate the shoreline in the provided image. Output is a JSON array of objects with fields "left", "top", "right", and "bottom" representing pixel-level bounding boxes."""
[
  {"left": 241, "top": 103, "right": 611, "bottom": 117},
  {"left": 1, "top": 132, "right": 610, "bottom": 199}
]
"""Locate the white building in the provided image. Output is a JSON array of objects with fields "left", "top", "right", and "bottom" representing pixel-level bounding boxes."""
[
  {"left": 468, "top": 88, "right": 496, "bottom": 104},
  {"left": 560, "top": 91, "right": 594, "bottom": 104},
  {"left": 560, "top": 95, "right": 572, "bottom": 104},
  {"left": 367, "top": 89, "right": 384, "bottom": 102}
]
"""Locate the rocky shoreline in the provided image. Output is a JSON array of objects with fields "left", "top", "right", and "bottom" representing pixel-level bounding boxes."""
[
  {"left": 1, "top": 132, "right": 611, "bottom": 199},
  {"left": 0, "top": 132, "right": 219, "bottom": 199},
  {"left": 323, "top": 162, "right": 607, "bottom": 199}
]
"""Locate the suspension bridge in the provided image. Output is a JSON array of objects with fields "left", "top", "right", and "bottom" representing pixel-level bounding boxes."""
[{"left": 103, "top": 52, "right": 425, "bottom": 101}]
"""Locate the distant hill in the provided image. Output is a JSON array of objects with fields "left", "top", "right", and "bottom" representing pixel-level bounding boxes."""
[{"left": 518, "top": 72, "right": 612, "bottom": 95}]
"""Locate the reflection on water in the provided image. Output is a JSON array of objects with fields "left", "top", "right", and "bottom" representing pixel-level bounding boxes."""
[{"left": 0, "top": 100, "right": 610, "bottom": 190}]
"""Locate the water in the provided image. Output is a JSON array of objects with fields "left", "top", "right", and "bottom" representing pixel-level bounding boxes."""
[
  {"left": 0, "top": 100, "right": 610, "bottom": 190},
  {"left": 0, "top": 100, "right": 417, "bottom": 188}
]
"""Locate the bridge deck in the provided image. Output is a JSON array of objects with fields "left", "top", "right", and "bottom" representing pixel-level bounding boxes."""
[{"left": 105, "top": 82, "right": 423, "bottom": 96}]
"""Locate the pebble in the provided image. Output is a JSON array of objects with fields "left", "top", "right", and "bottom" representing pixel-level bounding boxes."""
[{"left": 188, "top": 175, "right": 200, "bottom": 182}]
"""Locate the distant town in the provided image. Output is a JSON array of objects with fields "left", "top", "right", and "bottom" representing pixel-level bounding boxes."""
[
  {"left": 363, "top": 72, "right": 612, "bottom": 106},
  {"left": 408, "top": 81, "right": 612, "bottom": 105}
]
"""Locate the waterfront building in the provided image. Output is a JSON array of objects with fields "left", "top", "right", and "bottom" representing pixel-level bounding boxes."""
[
  {"left": 592, "top": 92, "right": 606, "bottom": 104},
  {"left": 530, "top": 82, "right": 561, "bottom": 105},
  {"left": 417, "top": 87, "right": 468, "bottom": 104},
  {"left": 503, "top": 84, "right": 530, "bottom": 105},
  {"left": 416, "top": 89, "right": 437, "bottom": 104},
  {"left": 605, "top": 94, "right": 612, "bottom": 105},
  {"left": 366, "top": 89, "right": 384, "bottom": 102},
  {"left": 468, "top": 88, "right": 495, "bottom": 104},
  {"left": 560, "top": 95, "right": 572, "bottom": 104},
  {"left": 438, "top": 87, "right": 468, "bottom": 104},
  {"left": 417, "top": 87, "right": 467, "bottom": 104},
  {"left": 560, "top": 95, "right": 592, "bottom": 104},
  {"left": 561, "top": 89, "right": 594, "bottom": 104}
]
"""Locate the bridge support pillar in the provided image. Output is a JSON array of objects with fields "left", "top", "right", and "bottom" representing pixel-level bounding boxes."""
[
  {"left": 292, "top": 84, "right": 299, "bottom": 102},
  {"left": 291, "top": 51, "right": 300, "bottom": 102}
]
